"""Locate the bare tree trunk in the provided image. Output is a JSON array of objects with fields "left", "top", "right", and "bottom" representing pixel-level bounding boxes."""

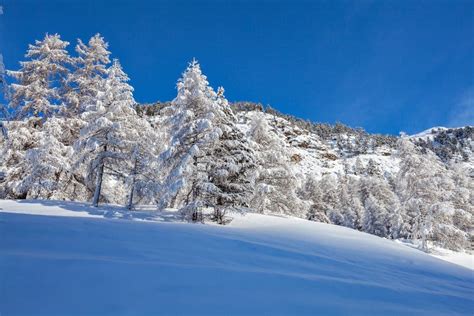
[
  {"left": 93, "top": 160, "right": 104, "bottom": 207},
  {"left": 170, "top": 192, "right": 178, "bottom": 209},
  {"left": 93, "top": 145, "right": 107, "bottom": 207},
  {"left": 127, "top": 158, "right": 138, "bottom": 210},
  {"left": 127, "top": 181, "right": 135, "bottom": 210}
]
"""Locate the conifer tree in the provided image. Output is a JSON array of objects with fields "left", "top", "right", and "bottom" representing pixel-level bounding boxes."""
[
  {"left": 396, "top": 138, "right": 461, "bottom": 250},
  {"left": 249, "top": 112, "right": 303, "bottom": 216},
  {"left": 8, "top": 34, "right": 72, "bottom": 119},
  {"left": 65, "top": 34, "right": 111, "bottom": 115},
  {"left": 159, "top": 60, "right": 256, "bottom": 222},
  {"left": 75, "top": 59, "right": 141, "bottom": 207}
]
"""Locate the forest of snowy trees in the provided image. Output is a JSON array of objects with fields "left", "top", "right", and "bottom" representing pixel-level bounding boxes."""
[{"left": 0, "top": 34, "right": 472, "bottom": 252}]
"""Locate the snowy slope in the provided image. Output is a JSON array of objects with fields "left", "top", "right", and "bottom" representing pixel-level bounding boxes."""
[
  {"left": 1, "top": 200, "right": 473, "bottom": 315},
  {"left": 410, "top": 126, "right": 450, "bottom": 140},
  {"left": 236, "top": 110, "right": 401, "bottom": 181}
]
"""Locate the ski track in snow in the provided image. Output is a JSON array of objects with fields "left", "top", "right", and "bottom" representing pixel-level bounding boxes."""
[{"left": 0, "top": 199, "right": 473, "bottom": 315}]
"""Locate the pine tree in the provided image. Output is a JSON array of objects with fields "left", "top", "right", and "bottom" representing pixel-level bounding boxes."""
[
  {"left": 8, "top": 34, "right": 72, "bottom": 119},
  {"left": 65, "top": 34, "right": 111, "bottom": 115},
  {"left": 0, "top": 120, "right": 43, "bottom": 198},
  {"left": 303, "top": 175, "right": 336, "bottom": 224},
  {"left": 360, "top": 176, "right": 399, "bottom": 237},
  {"left": 353, "top": 157, "right": 364, "bottom": 175},
  {"left": 159, "top": 60, "right": 255, "bottom": 223},
  {"left": 204, "top": 87, "right": 256, "bottom": 223},
  {"left": 396, "top": 138, "right": 461, "bottom": 250},
  {"left": 337, "top": 174, "right": 363, "bottom": 229},
  {"left": 158, "top": 59, "right": 221, "bottom": 213},
  {"left": 125, "top": 125, "right": 161, "bottom": 210},
  {"left": 13, "top": 118, "right": 73, "bottom": 199},
  {"left": 366, "top": 158, "right": 381, "bottom": 176},
  {"left": 75, "top": 59, "right": 141, "bottom": 207},
  {"left": 249, "top": 112, "right": 303, "bottom": 216},
  {"left": 305, "top": 184, "right": 331, "bottom": 223}
]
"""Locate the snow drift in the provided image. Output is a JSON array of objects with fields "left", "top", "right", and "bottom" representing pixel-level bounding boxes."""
[{"left": 1, "top": 200, "right": 473, "bottom": 315}]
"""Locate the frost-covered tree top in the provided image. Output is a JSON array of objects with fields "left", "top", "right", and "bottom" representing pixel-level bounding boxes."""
[
  {"left": 79, "top": 58, "right": 137, "bottom": 150},
  {"left": 175, "top": 59, "right": 216, "bottom": 107},
  {"left": 164, "top": 59, "right": 227, "bottom": 151},
  {"left": 8, "top": 34, "right": 72, "bottom": 119},
  {"left": 66, "top": 33, "right": 111, "bottom": 114},
  {"left": 76, "top": 34, "right": 111, "bottom": 70},
  {"left": 172, "top": 59, "right": 229, "bottom": 125}
]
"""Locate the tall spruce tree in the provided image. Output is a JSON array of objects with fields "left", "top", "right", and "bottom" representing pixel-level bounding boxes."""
[
  {"left": 396, "top": 138, "right": 463, "bottom": 251},
  {"left": 248, "top": 112, "right": 304, "bottom": 216},
  {"left": 75, "top": 59, "right": 142, "bottom": 207},
  {"left": 159, "top": 60, "right": 255, "bottom": 223}
]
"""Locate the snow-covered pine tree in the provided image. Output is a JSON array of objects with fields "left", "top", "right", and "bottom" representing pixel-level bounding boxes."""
[
  {"left": 318, "top": 174, "right": 346, "bottom": 226},
  {"left": 248, "top": 112, "right": 303, "bottom": 216},
  {"left": 8, "top": 34, "right": 72, "bottom": 119},
  {"left": 12, "top": 118, "right": 73, "bottom": 199},
  {"left": 0, "top": 120, "right": 42, "bottom": 198},
  {"left": 159, "top": 60, "right": 255, "bottom": 223},
  {"left": 125, "top": 124, "right": 162, "bottom": 210},
  {"left": 65, "top": 34, "right": 111, "bottom": 115},
  {"left": 359, "top": 176, "right": 400, "bottom": 237},
  {"left": 212, "top": 87, "right": 253, "bottom": 219},
  {"left": 450, "top": 164, "right": 473, "bottom": 247},
  {"left": 75, "top": 59, "right": 142, "bottom": 207},
  {"left": 366, "top": 158, "right": 381, "bottom": 176},
  {"left": 337, "top": 174, "right": 364, "bottom": 229},
  {"left": 302, "top": 174, "right": 336, "bottom": 224},
  {"left": 396, "top": 137, "right": 464, "bottom": 251},
  {"left": 158, "top": 59, "right": 221, "bottom": 214},
  {"left": 353, "top": 156, "right": 364, "bottom": 175},
  {"left": 57, "top": 34, "right": 112, "bottom": 200},
  {"left": 204, "top": 87, "right": 256, "bottom": 223}
]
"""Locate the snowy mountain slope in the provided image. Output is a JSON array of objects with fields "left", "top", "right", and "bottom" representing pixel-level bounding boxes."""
[
  {"left": 237, "top": 109, "right": 395, "bottom": 184},
  {"left": 1, "top": 200, "right": 473, "bottom": 315},
  {"left": 236, "top": 110, "right": 472, "bottom": 181},
  {"left": 411, "top": 126, "right": 451, "bottom": 140}
]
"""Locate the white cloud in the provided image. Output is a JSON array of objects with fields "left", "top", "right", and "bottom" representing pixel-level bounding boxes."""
[
  {"left": 447, "top": 89, "right": 474, "bottom": 127},
  {"left": 0, "top": 6, "right": 3, "bottom": 15}
]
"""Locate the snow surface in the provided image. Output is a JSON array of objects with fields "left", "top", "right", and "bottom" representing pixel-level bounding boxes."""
[
  {"left": 431, "top": 248, "right": 474, "bottom": 271},
  {"left": 1, "top": 200, "right": 473, "bottom": 315},
  {"left": 410, "top": 126, "right": 449, "bottom": 139}
]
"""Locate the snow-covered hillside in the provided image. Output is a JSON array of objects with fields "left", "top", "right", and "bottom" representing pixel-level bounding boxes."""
[
  {"left": 1, "top": 200, "right": 473, "bottom": 315},
  {"left": 1, "top": 35, "right": 472, "bottom": 255}
]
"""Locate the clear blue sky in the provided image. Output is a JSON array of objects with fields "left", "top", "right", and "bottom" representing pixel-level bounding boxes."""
[{"left": 1, "top": 0, "right": 473, "bottom": 134}]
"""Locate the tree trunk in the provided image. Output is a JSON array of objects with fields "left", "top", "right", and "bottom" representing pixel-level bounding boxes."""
[
  {"left": 127, "top": 158, "right": 138, "bottom": 210},
  {"left": 127, "top": 185, "right": 135, "bottom": 210},
  {"left": 93, "top": 145, "right": 107, "bottom": 207},
  {"left": 93, "top": 161, "right": 105, "bottom": 207}
]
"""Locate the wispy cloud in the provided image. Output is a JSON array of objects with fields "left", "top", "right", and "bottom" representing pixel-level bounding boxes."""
[
  {"left": 447, "top": 88, "right": 474, "bottom": 127},
  {"left": 0, "top": 6, "right": 3, "bottom": 15}
]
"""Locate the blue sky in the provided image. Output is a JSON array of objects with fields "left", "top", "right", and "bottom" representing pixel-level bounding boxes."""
[{"left": 0, "top": 0, "right": 473, "bottom": 134}]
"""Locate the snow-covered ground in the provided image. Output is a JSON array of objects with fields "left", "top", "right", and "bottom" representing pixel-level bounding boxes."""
[
  {"left": 431, "top": 248, "right": 474, "bottom": 271},
  {"left": 1, "top": 200, "right": 473, "bottom": 315}
]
